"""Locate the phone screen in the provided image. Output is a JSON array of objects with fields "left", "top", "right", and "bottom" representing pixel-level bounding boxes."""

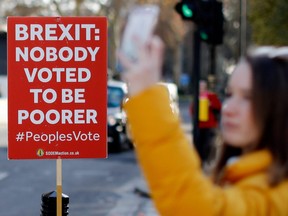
[{"left": 120, "top": 4, "right": 160, "bottom": 62}]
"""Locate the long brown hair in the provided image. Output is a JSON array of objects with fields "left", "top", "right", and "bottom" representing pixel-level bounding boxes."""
[{"left": 213, "top": 50, "right": 288, "bottom": 186}]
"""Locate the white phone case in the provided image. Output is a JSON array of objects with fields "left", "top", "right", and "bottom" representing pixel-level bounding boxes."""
[{"left": 120, "top": 4, "right": 160, "bottom": 61}]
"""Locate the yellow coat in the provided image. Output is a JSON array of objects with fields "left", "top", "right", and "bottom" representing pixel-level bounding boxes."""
[{"left": 124, "top": 85, "right": 288, "bottom": 216}]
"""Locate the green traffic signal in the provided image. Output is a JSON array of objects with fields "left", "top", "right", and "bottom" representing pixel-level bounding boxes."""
[
  {"left": 182, "top": 4, "right": 193, "bottom": 18},
  {"left": 200, "top": 31, "right": 208, "bottom": 41},
  {"left": 175, "top": 0, "right": 224, "bottom": 45},
  {"left": 174, "top": 1, "right": 199, "bottom": 21}
]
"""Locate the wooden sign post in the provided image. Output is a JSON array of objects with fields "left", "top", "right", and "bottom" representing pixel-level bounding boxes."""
[{"left": 57, "top": 159, "right": 62, "bottom": 216}]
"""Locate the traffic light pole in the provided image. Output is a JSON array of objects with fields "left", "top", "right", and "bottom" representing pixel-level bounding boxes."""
[
  {"left": 209, "top": 45, "right": 216, "bottom": 90},
  {"left": 192, "top": 29, "right": 201, "bottom": 148}
]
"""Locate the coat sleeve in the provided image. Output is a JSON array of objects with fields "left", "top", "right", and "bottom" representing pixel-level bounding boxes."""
[{"left": 124, "top": 85, "right": 282, "bottom": 216}]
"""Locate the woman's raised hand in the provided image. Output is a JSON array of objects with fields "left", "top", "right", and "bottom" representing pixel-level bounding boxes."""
[{"left": 118, "top": 36, "right": 165, "bottom": 97}]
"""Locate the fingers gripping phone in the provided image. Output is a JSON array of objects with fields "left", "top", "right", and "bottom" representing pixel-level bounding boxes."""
[{"left": 120, "top": 4, "right": 160, "bottom": 62}]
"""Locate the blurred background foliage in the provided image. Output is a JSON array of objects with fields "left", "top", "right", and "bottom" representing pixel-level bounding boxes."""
[{"left": 249, "top": 0, "right": 288, "bottom": 46}]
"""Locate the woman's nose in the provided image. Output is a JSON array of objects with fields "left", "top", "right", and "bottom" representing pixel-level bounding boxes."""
[{"left": 222, "top": 98, "right": 237, "bottom": 116}]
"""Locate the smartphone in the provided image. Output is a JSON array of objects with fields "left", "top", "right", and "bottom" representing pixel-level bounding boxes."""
[{"left": 120, "top": 4, "right": 160, "bottom": 62}]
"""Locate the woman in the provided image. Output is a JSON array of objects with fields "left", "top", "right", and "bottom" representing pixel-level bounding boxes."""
[{"left": 119, "top": 37, "right": 288, "bottom": 215}]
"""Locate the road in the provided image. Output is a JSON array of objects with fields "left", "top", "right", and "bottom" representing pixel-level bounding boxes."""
[
  {"left": 0, "top": 97, "right": 192, "bottom": 216},
  {"left": 0, "top": 149, "right": 143, "bottom": 216}
]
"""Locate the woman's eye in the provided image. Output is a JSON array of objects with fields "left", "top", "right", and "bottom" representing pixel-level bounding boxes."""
[
  {"left": 242, "top": 90, "right": 252, "bottom": 100},
  {"left": 225, "top": 92, "right": 232, "bottom": 98},
  {"left": 243, "top": 94, "right": 252, "bottom": 100}
]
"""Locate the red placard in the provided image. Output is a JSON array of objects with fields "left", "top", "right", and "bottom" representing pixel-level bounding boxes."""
[{"left": 7, "top": 17, "right": 107, "bottom": 159}]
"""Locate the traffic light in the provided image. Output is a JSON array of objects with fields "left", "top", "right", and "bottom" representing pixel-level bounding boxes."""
[
  {"left": 174, "top": 0, "right": 201, "bottom": 22},
  {"left": 198, "top": 1, "right": 224, "bottom": 45},
  {"left": 174, "top": 0, "right": 224, "bottom": 46}
]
